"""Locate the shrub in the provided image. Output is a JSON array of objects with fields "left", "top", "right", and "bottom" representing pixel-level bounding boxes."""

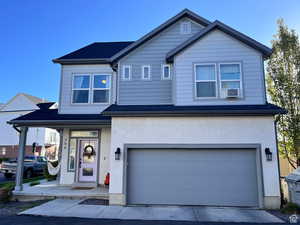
[
  {"left": 0, "top": 158, "right": 9, "bottom": 164},
  {"left": 43, "top": 160, "right": 58, "bottom": 181},
  {"left": 281, "top": 202, "right": 300, "bottom": 214},
  {"left": 0, "top": 182, "right": 14, "bottom": 203}
]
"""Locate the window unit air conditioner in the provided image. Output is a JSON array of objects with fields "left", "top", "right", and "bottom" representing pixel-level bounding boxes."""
[{"left": 225, "top": 88, "right": 240, "bottom": 98}]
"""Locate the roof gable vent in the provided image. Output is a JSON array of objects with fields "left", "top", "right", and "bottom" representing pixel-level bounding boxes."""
[{"left": 180, "top": 22, "right": 191, "bottom": 34}]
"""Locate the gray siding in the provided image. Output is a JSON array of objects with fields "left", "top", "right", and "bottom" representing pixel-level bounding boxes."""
[
  {"left": 174, "top": 30, "right": 266, "bottom": 105},
  {"left": 118, "top": 18, "right": 203, "bottom": 105},
  {"left": 59, "top": 64, "right": 116, "bottom": 114}
]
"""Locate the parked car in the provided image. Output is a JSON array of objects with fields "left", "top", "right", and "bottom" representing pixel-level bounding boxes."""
[{"left": 0, "top": 156, "right": 47, "bottom": 178}]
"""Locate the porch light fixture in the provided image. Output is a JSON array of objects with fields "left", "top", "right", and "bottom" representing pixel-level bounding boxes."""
[
  {"left": 115, "top": 148, "right": 121, "bottom": 160},
  {"left": 265, "top": 148, "right": 272, "bottom": 161}
]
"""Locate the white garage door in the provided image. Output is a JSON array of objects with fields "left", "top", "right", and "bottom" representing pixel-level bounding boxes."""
[{"left": 127, "top": 148, "right": 260, "bottom": 207}]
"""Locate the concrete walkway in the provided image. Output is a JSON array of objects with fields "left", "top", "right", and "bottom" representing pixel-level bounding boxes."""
[{"left": 19, "top": 199, "right": 284, "bottom": 223}]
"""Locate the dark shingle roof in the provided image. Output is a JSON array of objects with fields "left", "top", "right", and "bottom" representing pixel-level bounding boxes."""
[
  {"left": 102, "top": 103, "right": 286, "bottom": 116},
  {"left": 53, "top": 41, "right": 134, "bottom": 64},
  {"left": 8, "top": 102, "right": 286, "bottom": 126},
  {"left": 8, "top": 104, "right": 111, "bottom": 126}
]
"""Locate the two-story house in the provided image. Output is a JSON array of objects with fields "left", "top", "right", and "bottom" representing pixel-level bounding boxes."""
[
  {"left": 9, "top": 9, "right": 286, "bottom": 209},
  {"left": 0, "top": 93, "right": 59, "bottom": 160}
]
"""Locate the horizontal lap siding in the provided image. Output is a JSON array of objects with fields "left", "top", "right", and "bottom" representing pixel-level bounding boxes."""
[
  {"left": 174, "top": 30, "right": 266, "bottom": 105},
  {"left": 59, "top": 64, "right": 115, "bottom": 114},
  {"left": 118, "top": 18, "right": 203, "bottom": 105}
]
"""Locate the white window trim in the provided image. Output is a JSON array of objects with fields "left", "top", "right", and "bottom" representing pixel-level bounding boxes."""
[
  {"left": 180, "top": 21, "right": 191, "bottom": 34},
  {"left": 194, "top": 63, "right": 218, "bottom": 99},
  {"left": 161, "top": 64, "right": 171, "bottom": 80},
  {"left": 142, "top": 65, "right": 151, "bottom": 80},
  {"left": 122, "top": 65, "right": 131, "bottom": 80},
  {"left": 218, "top": 62, "right": 243, "bottom": 98},
  {"left": 71, "top": 74, "right": 91, "bottom": 104},
  {"left": 92, "top": 74, "right": 112, "bottom": 104}
]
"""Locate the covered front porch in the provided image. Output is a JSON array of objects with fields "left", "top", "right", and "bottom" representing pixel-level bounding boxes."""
[
  {"left": 13, "top": 179, "right": 109, "bottom": 201},
  {"left": 7, "top": 102, "right": 112, "bottom": 200}
]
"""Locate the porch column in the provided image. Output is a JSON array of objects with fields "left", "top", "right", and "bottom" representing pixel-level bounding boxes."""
[
  {"left": 56, "top": 129, "right": 63, "bottom": 181},
  {"left": 57, "top": 129, "right": 63, "bottom": 161},
  {"left": 15, "top": 126, "right": 28, "bottom": 191}
]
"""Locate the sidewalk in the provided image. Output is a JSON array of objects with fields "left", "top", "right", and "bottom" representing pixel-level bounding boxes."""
[{"left": 19, "top": 199, "right": 284, "bottom": 223}]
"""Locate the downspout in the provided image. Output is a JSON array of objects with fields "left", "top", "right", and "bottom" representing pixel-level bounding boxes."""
[
  {"left": 13, "top": 125, "right": 21, "bottom": 133},
  {"left": 13, "top": 125, "right": 21, "bottom": 154},
  {"left": 110, "top": 61, "right": 118, "bottom": 104},
  {"left": 274, "top": 118, "right": 283, "bottom": 208}
]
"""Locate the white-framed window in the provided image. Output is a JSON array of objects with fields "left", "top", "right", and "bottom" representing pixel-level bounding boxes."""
[
  {"left": 72, "top": 75, "right": 90, "bottom": 104},
  {"left": 50, "top": 132, "right": 57, "bottom": 143},
  {"left": 219, "top": 63, "right": 242, "bottom": 97},
  {"left": 194, "top": 63, "right": 217, "bottom": 98},
  {"left": 180, "top": 21, "right": 191, "bottom": 34},
  {"left": 162, "top": 64, "right": 171, "bottom": 80},
  {"left": 92, "top": 74, "right": 111, "bottom": 103},
  {"left": 122, "top": 65, "right": 131, "bottom": 80},
  {"left": 142, "top": 65, "right": 151, "bottom": 80}
]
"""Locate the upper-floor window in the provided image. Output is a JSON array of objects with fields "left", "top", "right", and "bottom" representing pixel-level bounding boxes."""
[
  {"left": 142, "top": 65, "right": 151, "bottom": 80},
  {"left": 72, "top": 74, "right": 111, "bottom": 104},
  {"left": 195, "top": 64, "right": 217, "bottom": 98},
  {"left": 219, "top": 63, "right": 242, "bottom": 97},
  {"left": 122, "top": 65, "right": 131, "bottom": 80},
  {"left": 180, "top": 22, "right": 191, "bottom": 34},
  {"left": 93, "top": 75, "right": 111, "bottom": 103},
  {"left": 162, "top": 64, "right": 171, "bottom": 80},
  {"left": 72, "top": 75, "right": 90, "bottom": 103}
]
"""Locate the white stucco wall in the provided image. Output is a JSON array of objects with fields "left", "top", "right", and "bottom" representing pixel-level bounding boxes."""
[
  {"left": 99, "top": 128, "right": 111, "bottom": 184},
  {"left": 59, "top": 128, "right": 111, "bottom": 185},
  {"left": 110, "top": 116, "right": 280, "bottom": 202}
]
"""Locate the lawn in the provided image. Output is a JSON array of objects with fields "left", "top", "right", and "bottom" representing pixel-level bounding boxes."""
[{"left": 0, "top": 176, "right": 44, "bottom": 189}]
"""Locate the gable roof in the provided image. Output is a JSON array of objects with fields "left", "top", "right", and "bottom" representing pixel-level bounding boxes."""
[
  {"left": 0, "top": 93, "right": 45, "bottom": 112},
  {"left": 53, "top": 42, "right": 134, "bottom": 64},
  {"left": 110, "top": 9, "right": 211, "bottom": 63},
  {"left": 166, "top": 20, "right": 272, "bottom": 62},
  {"left": 21, "top": 93, "right": 45, "bottom": 104}
]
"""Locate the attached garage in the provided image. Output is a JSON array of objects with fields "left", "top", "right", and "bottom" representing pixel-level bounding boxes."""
[{"left": 126, "top": 145, "right": 263, "bottom": 207}]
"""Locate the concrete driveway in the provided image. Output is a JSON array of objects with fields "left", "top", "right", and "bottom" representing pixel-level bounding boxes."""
[{"left": 20, "top": 199, "right": 283, "bottom": 223}]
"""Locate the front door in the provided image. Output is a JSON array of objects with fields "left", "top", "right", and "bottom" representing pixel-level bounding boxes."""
[{"left": 78, "top": 139, "right": 98, "bottom": 182}]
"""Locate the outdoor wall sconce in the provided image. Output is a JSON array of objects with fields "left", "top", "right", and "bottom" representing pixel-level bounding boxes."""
[
  {"left": 115, "top": 148, "right": 121, "bottom": 160},
  {"left": 265, "top": 148, "right": 273, "bottom": 161}
]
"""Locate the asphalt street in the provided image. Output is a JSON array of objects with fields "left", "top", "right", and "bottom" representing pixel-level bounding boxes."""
[{"left": 0, "top": 215, "right": 292, "bottom": 225}]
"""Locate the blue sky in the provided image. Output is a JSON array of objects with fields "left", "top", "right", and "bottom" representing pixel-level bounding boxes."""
[{"left": 1, "top": 0, "right": 300, "bottom": 103}]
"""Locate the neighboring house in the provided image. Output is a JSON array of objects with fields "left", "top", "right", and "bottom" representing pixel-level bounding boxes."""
[
  {"left": 0, "top": 93, "right": 59, "bottom": 159},
  {"left": 280, "top": 158, "right": 295, "bottom": 177},
  {"left": 9, "top": 9, "right": 286, "bottom": 209}
]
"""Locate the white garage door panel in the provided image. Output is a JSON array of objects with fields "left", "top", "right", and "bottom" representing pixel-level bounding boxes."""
[{"left": 127, "top": 148, "right": 259, "bottom": 207}]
